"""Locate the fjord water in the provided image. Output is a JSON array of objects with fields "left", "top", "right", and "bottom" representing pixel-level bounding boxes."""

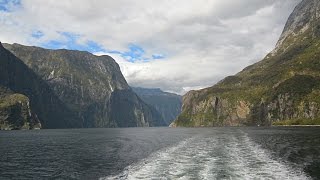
[{"left": 1, "top": 128, "right": 320, "bottom": 179}]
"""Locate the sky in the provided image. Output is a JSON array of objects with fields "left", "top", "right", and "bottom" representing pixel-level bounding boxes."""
[{"left": 0, "top": 0, "right": 301, "bottom": 94}]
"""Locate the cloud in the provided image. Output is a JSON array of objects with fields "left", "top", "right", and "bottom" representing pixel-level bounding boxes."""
[{"left": 0, "top": 0, "right": 301, "bottom": 94}]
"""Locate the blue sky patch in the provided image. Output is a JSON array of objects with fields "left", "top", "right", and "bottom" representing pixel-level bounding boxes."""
[
  {"left": 120, "top": 44, "right": 146, "bottom": 62},
  {"left": 31, "top": 30, "right": 44, "bottom": 39},
  {"left": 41, "top": 32, "right": 106, "bottom": 53},
  {"left": 42, "top": 40, "right": 67, "bottom": 50},
  {"left": 104, "top": 43, "right": 152, "bottom": 62},
  {"left": 86, "top": 40, "right": 105, "bottom": 53},
  {"left": 152, "top": 54, "right": 165, "bottom": 59},
  {"left": 0, "top": 0, "right": 21, "bottom": 12},
  {"left": 38, "top": 31, "right": 164, "bottom": 62}
]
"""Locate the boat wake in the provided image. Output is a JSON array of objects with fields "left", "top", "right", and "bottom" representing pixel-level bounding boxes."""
[{"left": 101, "top": 130, "right": 309, "bottom": 180}]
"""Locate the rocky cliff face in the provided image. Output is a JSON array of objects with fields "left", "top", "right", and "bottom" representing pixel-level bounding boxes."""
[
  {"left": 173, "top": 0, "right": 320, "bottom": 127},
  {"left": 273, "top": 0, "right": 320, "bottom": 55},
  {"left": 0, "top": 42, "right": 79, "bottom": 129},
  {"left": 3, "top": 43, "right": 165, "bottom": 128},
  {"left": 0, "top": 91, "right": 42, "bottom": 130},
  {"left": 132, "top": 87, "right": 182, "bottom": 125}
]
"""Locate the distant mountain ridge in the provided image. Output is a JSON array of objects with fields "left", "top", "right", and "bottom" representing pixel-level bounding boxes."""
[
  {"left": 172, "top": 0, "right": 320, "bottom": 127},
  {"left": 1, "top": 43, "right": 165, "bottom": 129},
  {"left": 132, "top": 87, "right": 182, "bottom": 125}
]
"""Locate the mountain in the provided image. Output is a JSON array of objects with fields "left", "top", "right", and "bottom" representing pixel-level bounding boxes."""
[
  {"left": 132, "top": 87, "right": 182, "bottom": 125},
  {"left": 172, "top": 0, "right": 320, "bottom": 127},
  {"left": 2, "top": 43, "right": 165, "bottom": 128},
  {"left": 0, "top": 42, "right": 81, "bottom": 130}
]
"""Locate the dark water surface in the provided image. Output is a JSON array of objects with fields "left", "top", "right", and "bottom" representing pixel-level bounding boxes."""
[{"left": 1, "top": 127, "right": 320, "bottom": 179}]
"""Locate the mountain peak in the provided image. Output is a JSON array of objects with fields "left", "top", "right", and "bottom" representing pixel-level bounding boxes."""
[{"left": 273, "top": 0, "right": 320, "bottom": 55}]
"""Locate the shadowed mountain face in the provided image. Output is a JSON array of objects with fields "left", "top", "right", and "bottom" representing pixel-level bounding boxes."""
[
  {"left": 2, "top": 43, "right": 165, "bottom": 128},
  {"left": 132, "top": 87, "right": 182, "bottom": 125},
  {"left": 109, "top": 89, "right": 165, "bottom": 127},
  {"left": 173, "top": 0, "right": 320, "bottom": 127},
  {"left": 0, "top": 42, "right": 81, "bottom": 129}
]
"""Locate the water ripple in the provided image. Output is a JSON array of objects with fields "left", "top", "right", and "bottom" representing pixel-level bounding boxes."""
[{"left": 102, "top": 130, "right": 310, "bottom": 180}]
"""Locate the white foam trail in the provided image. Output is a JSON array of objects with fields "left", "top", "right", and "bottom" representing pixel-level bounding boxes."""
[
  {"left": 204, "top": 131, "right": 309, "bottom": 179},
  {"left": 101, "top": 131, "right": 310, "bottom": 180},
  {"left": 101, "top": 137, "right": 196, "bottom": 180}
]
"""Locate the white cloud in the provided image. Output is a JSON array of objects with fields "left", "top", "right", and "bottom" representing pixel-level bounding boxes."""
[{"left": 0, "top": 0, "right": 301, "bottom": 94}]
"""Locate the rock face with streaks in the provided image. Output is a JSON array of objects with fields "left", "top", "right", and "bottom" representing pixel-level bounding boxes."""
[
  {"left": 2, "top": 43, "right": 165, "bottom": 128},
  {"left": 172, "top": 0, "right": 320, "bottom": 127},
  {"left": 0, "top": 42, "right": 77, "bottom": 129}
]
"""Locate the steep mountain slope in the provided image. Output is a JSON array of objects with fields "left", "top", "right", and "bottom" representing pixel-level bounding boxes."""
[
  {"left": 132, "top": 87, "right": 182, "bottom": 125},
  {"left": 0, "top": 86, "right": 40, "bottom": 130},
  {"left": 0, "top": 42, "right": 80, "bottom": 129},
  {"left": 172, "top": 0, "right": 320, "bottom": 127},
  {"left": 3, "top": 43, "right": 165, "bottom": 128}
]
